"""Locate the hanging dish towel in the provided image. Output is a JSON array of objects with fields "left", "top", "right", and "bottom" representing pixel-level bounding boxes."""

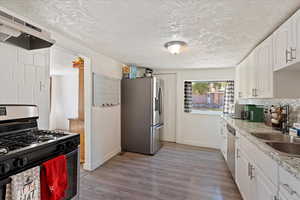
[
  {"left": 40, "top": 155, "right": 68, "bottom": 200},
  {"left": 5, "top": 166, "right": 40, "bottom": 200}
]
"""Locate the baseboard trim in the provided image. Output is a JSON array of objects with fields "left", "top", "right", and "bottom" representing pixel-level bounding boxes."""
[
  {"left": 179, "top": 140, "right": 220, "bottom": 150},
  {"left": 103, "top": 147, "right": 121, "bottom": 163},
  {"left": 88, "top": 147, "right": 121, "bottom": 171}
]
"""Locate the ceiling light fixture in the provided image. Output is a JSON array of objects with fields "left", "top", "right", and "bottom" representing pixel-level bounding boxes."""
[{"left": 164, "top": 41, "right": 187, "bottom": 55}]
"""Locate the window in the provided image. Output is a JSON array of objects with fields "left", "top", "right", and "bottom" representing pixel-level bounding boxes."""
[{"left": 184, "top": 81, "right": 234, "bottom": 114}]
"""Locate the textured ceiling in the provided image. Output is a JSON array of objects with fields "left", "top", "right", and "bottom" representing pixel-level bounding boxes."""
[{"left": 0, "top": 0, "right": 300, "bottom": 69}]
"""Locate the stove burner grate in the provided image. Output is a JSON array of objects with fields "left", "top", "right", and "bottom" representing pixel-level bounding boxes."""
[{"left": 0, "top": 130, "right": 69, "bottom": 155}]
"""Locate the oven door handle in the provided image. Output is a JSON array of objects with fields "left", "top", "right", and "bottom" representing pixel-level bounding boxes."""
[
  {"left": 65, "top": 148, "right": 79, "bottom": 158},
  {"left": 0, "top": 177, "right": 11, "bottom": 186}
]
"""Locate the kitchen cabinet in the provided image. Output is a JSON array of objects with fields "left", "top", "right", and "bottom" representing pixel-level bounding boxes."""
[
  {"left": 236, "top": 56, "right": 252, "bottom": 99},
  {"left": 236, "top": 35, "right": 300, "bottom": 99},
  {"left": 224, "top": 122, "right": 300, "bottom": 200},
  {"left": 254, "top": 37, "right": 273, "bottom": 98},
  {"left": 293, "top": 9, "right": 300, "bottom": 65},
  {"left": 273, "top": 17, "right": 293, "bottom": 71},
  {"left": 235, "top": 147, "right": 253, "bottom": 200},
  {"left": 254, "top": 164, "right": 278, "bottom": 200},
  {"left": 236, "top": 133, "right": 278, "bottom": 200},
  {"left": 279, "top": 166, "right": 300, "bottom": 200},
  {"left": 236, "top": 8, "right": 300, "bottom": 100},
  {"left": 273, "top": 9, "right": 300, "bottom": 70}
]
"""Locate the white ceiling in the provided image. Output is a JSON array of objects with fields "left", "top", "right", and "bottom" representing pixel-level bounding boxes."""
[{"left": 0, "top": 0, "right": 300, "bottom": 69}]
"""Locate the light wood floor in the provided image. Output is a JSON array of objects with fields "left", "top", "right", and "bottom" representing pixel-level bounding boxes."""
[{"left": 79, "top": 143, "right": 242, "bottom": 200}]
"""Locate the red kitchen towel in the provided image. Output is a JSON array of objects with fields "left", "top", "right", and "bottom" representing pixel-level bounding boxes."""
[{"left": 41, "top": 155, "right": 68, "bottom": 200}]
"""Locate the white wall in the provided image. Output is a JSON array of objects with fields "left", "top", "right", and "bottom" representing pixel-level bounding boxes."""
[
  {"left": 49, "top": 37, "right": 123, "bottom": 171},
  {"left": 156, "top": 68, "right": 235, "bottom": 149},
  {"left": 0, "top": 6, "right": 123, "bottom": 171},
  {"left": 49, "top": 47, "right": 79, "bottom": 131},
  {"left": 50, "top": 75, "right": 79, "bottom": 130},
  {"left": 0, "top": 42, "right": 50, "bottom": 129},
  {"left": 90, "top": 55, "right": 122, "bottom": 170}
]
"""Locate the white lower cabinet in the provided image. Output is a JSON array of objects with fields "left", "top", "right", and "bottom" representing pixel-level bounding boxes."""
[
  {"left": 236, "top": 148, "right": 253, "bottom": 200},
  {"left": 226, "top": 125, "right": 300, "bottom": 200},
  {"left": 236, "top": 133, "right": 278, "bottom": 200},
  {"left": 279, "top": 166, "right": 300, "bottom": 200},
  {"left": 255, "top": 165, "right": 278, "bottom": 200}
]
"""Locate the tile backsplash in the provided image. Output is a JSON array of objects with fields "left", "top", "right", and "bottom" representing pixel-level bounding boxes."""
[{"left": 238, "top": 98, "right": 300, "bottom": 125}]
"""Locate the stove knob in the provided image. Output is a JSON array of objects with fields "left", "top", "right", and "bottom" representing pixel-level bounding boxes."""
[
  {"left": 14, "top": 157, "right": 28, "bottom": 168},
  {"left": 57, "top": 144, "right": 66, "bottom": 152},
  {"left": 0, "top": 163, "right": 10, "bottom": 175},
  {"left": 66, "top": 141, "right": 75, "bottom": 148}
]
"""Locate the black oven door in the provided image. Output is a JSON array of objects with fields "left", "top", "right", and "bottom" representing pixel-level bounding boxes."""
[
  {"left": 0, "top": 178, "right": 11, "bottom": 200},
  {"left": 64, "top": 148, "right": 79, "bottom": 200}
]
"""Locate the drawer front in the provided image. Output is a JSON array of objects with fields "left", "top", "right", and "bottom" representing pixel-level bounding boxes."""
[{"left": 279, "top": 166, "right": 300, "bottom": 200}]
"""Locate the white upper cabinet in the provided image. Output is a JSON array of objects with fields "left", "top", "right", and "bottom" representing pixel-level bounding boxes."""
[
  {"left": 255, "top": 37, "right": 273, "bottom": 98},
  {"left": 293, "top": 9, "right": 300, "bottom": 64},
  {"left": 273, "top": 17, "right": 293, "bottom": 71},
  {"left": 236, "top": 8, "right": 300, "bottom": 100}
]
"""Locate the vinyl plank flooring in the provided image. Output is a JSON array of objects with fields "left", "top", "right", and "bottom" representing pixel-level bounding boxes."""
[{"left": 80, "top": 142, "right": 242, "bottom": 200}]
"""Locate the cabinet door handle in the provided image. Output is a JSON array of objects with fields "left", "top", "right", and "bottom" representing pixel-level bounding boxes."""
[
  {"left": 281, "top": 183, "right": 299, "bottom": 197},
  {"left": 252, "top": 89, "right": 255, "bottom": 97},
  {"left": 291, "top": 48, "right": 296, "bottom": 60},
  {"left": 286, "top": 49, "right": 292, "bottom": 63},
  {"left": 40, "top": 81, "right": 42, "bottom": 91},
  {"left": 250, "top": 165, "right": 255, "bottom": 180},
  {"left": 248, "top": 163, "right": 251, "bottom": 177},
  {"left": 248, "top": 163, "right": 255, "bottom": 180},
  {"left": 236, "top": 148, "right": 240, "bottom": 159}
]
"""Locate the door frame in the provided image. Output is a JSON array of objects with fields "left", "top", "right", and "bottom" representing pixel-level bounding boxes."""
[{"left": 154, "top": 73, "right": 178, "bottom": 143}]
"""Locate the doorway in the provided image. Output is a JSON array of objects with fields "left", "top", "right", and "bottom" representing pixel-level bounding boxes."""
[{"left": 49, "top": 46, "right": 85, "bottom": 164}]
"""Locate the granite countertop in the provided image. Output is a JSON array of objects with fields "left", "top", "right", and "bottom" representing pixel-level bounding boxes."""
[{"left": 221, "top": 115, "right": 300, "bottom": 181}]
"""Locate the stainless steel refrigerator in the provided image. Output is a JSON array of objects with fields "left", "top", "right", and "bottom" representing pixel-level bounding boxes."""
[{"left": 121, "top": 77, "right": 163, "bottom": 155}]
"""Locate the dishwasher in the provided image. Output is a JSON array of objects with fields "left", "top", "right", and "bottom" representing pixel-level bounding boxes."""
[{"left": 226, "top": 124, "right": 236, "bottom": 179}]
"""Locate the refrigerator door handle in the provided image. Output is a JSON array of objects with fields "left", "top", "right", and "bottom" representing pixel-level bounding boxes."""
[{"left": 158, "top": 88, "right": 162, "bottom": 115}]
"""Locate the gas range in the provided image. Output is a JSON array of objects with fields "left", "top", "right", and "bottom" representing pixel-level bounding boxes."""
[
  {"left": 0, "top": 105, "right": 80, "bottom": 200},
  {"left": 0, "top": 129, "right": 73, "bottom": 155}
]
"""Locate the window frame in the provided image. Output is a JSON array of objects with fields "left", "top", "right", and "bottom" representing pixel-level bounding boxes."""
[{"left": 187, "top": 80, "right": 229, "bottom": 115}]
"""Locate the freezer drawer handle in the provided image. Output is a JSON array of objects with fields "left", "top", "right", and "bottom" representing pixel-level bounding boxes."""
[{"left": 155, "top": 125, "right": 163, "bottom": 129}]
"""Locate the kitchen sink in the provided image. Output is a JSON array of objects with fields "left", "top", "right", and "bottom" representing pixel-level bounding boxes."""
[
  {"left": 265, "top": 142, "right": 300, "bottom": 157},
  {"left": 250, "top": 132, "right": 290, "bottom": 141}
]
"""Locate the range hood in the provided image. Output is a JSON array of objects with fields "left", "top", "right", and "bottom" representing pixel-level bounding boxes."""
[{"left": 0, "top": 10, "right": 55, "bottom": 50}]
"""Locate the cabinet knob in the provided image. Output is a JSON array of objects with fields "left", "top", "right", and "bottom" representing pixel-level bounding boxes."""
[
  {"left": 281, "top": 183, "right": 299, "bottom": 197},
  {"left": 248, "top": 163, "right": 255, "bottom": 180}
]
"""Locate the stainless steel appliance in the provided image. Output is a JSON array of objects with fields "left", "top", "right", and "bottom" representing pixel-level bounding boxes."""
[
  {"left": 231, "top": 103, "right": 244, "bottom": 119},
  {"left": 0, "top": 10, "right": 55, "bottom": 50},
  {"left": 121, "top": 77, "right": 163, "bottom": 155},
  {"left": 226, "top": 124, "right": 236, "bottom": 179},
  {"left": 0, "top": 105, "right": 80, "bottom": 199}
]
